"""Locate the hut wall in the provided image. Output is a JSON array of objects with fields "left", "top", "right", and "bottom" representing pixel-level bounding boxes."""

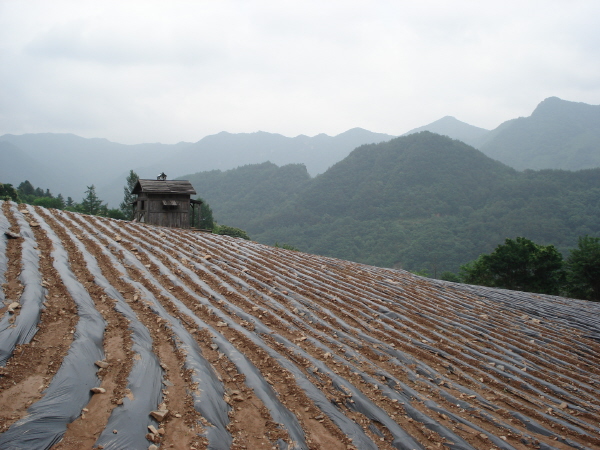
[{"left": 134, "top": 193, "right": 191, "bottom": 228}]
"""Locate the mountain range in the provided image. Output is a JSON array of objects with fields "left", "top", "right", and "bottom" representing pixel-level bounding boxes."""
[
  {"left": 183, "top": 132, "right": 600, "bottom": 274},
  {"left": 0, "top": 128, "right": 393, "bottom": 206},
  {"left": 1, "top": 96, "right": 598, "bottom": 208}
]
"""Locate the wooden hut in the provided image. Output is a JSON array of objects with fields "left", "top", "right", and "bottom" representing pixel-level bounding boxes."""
[{"left": 131, "top": 176, "right": 202, "bottom": 229}]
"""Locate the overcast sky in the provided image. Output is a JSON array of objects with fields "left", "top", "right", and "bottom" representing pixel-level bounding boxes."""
[{"left": 1, "top": 0, "right": 599, "bottom": 144}]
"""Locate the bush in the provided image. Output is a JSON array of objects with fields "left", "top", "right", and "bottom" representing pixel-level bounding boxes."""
[
  {"left": 215, "top": 225, "right": 250, "bottom": 240},
  {"left": 275, "top": 242, "right": 299, "bottom": 251}
]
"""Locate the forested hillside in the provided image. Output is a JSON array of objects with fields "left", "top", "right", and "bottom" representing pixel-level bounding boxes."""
[
  {"left": 182, "top": 132, "right": 600, "bottom": 275},
  {"left": 184, "top": 162, "right": 311, "bottom": 228}
]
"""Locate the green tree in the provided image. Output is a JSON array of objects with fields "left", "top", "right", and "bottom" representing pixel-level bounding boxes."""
[
  {"left": 440, "top": 271, "right": 461, "bottom": 282},
  {"left": 106, "top": 208, "right": 127, "bottom": 220},
  {"left": 120, "top": 170, "right": 139, "bottom": 219},
  {"left": 215, "top": 225, "right": 250, "bottom": 240},
  {"left": 0, "top": 183, "right": 20, "bottom": 202},
  {"left": 565, "top": 236, "right": 600, "bottom": 301},
  {"left": 460, "top": 237, "right": 565, "bottom": 295},
  {"left": 80, "top": 185, "right": 104, "bottom": 216},
  {"left": 33, "top": 197, "right": 64, "bottom": 209},
  {"left": 195, "top": 198, "right": 215, "bottom": 230},
  {"left": 17, "top": 180, "right": 35, "bottom": 197}
]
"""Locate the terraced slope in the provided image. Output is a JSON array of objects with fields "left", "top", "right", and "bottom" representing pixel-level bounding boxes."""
[{"left": 1, "top": 200, "right": 599, "bottom": 450}]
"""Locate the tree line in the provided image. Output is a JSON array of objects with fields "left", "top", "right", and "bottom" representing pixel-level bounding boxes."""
[
  {"left": 0, "top": 180, "right": 127, "bottom": 219},
  {"left": 1, "top": 171, "right": 250, "bottom": 240},
  {"left": 438, "top": 236, "right": 599, "bottom": 302}
]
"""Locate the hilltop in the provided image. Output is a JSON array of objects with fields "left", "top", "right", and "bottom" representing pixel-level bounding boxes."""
[
  {"left": 398, "top": 97, "right": 600, "bottom": 171},
  {"left": 402, "top": 116, "right": 489, "bottom": 148},
  {"left": 477, "top": 97, "right": 600, "bottom": 170}
]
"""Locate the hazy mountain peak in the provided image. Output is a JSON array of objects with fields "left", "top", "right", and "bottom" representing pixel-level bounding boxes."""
[
  {"left": 531, "top": 96, "right": 598, "bottom": 118},
  {"left": 479, "top": 97, "right": 600, "bottom": 171},
  {"left": 402, "top": 115, "right": 489, "bottom": 147}
]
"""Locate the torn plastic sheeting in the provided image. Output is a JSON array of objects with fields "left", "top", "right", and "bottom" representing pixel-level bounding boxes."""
[
  {"left": 210, "top": 325, "right": 307, "bottom": 449},
  {"left": 146, "top": 226, "right": 485, "bottom": 446},
  {"left": 284, "top": 296, "right": 521, "bottom": 447},
  {"left": 136, "top": 267, "right": 299, "bottom": 450},
  {"left": 268, "top": 334, "right": 424, "bottom": 450},
  {"left": 0, "top": 202, "right": 10, "bottom": 303},
  {"left": 0, "top": 204, "right": 45, "bottom": 365},
  {"left": 0, "top": 326, "right": 106, "bottom": 449},
  {"left": 50, "top": 212, "right": 163, "bottom": 450},
  {"left": 104, "top": 222, "right": 378, "bottom": 450},
  {"left": 206, "top": 236, "right": 596, "bottom": 436},
  {"left": 120, "top": 220, "right": 600, "bottom": 444},
  {"left": 425, "top": 405, "right": 520, "bottom": 450},
  {"left": 0, "top": 207, "right": 107, "bottom": 449},
  {"left": 98, "top": 220, "right": 316, "bottom": 449},
  {"left": 306, "top": 335, "right": 477, "bottom": 450},
  {"left": 76, "top": 216, "right": 233, "bottom": 449},
  {"left": 117, "top": 280, "right": 232, "bottom": 450}
]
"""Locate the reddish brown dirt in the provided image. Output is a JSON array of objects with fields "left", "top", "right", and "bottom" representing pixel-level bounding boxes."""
[{"left": 1, "top": 202, "right": 599, "bottom": 450}]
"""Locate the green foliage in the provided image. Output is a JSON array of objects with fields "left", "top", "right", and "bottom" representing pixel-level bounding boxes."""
[
  {"left": 274, "top": 242, "right": 299, "bottom": 251},
  {"left": 195, "top": 198, "right": 215, "bottom": 230},
  {"left": 0, "top": 183, "right": 20, "bottom": 202},
  {"left": 411, "top": 269, "right": 431, "bottom": 277},
  {"left": 182, "top": 162, "right": 310, "bottom": 233},
  {"left": 120, "top": 170, "right": 139, "bottom": 218},
  {"left": 80, "top": 185, "right": 105, "bottom": 216},
  {"left": 215, "top": 225, "right": 250, "bottom": 240},
  {"left": 17, "top": 180, "right": 35, "bottom": 196},
  {"left": 33, "top": 196, "right": 64, "bottom": 209},
  {"left": 13, "top": 180, "right": 68, "bottom": 208},
  {"left": 106, "top": 208, "right": 127, "bottom": 220},
  {"left": 565, "top": 236, "right": 600, "bottom": 301},
  {"left": 460, "top": 237, "right": 565, "bottom": 295},
  {"left": 440, "top": 271, "right": 461, "bottom": 282}
]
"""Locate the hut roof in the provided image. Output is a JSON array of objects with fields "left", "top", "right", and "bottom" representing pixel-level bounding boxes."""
[{"left": 131, "top": 179, "right": 196, "bottom": 195}]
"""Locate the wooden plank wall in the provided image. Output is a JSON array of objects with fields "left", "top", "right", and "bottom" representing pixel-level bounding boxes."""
[{"left": 135, "top": 194, "right": 191, "bottom": 228}]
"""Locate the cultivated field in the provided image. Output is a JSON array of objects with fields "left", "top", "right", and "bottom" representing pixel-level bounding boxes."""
[{"left": 1, "top": 200, "right": 599, "bottom": 450}]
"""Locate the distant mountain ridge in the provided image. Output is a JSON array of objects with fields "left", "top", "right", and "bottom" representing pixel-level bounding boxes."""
[
  {"left": 145, "top": 128, "right": 395, "bottom": 178},
  {"left": 402, "top": 115, "right": 489, "bottom": 147},
  {"left": 477, "top": 97, "right": 600, "bottom": 170},
  {"left": 2, "top": 96, "right": 599, "bottom": 207},
  {"left": 0, "top": 128, "right": 394, "bottom": 206},
  {"left": 406, "top": 97, "right": 600, "bottom": 170}
]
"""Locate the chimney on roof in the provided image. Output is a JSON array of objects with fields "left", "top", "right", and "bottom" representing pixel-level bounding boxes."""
[{"left": 157, "top": 172, "right": 167, "bottom": 181}]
